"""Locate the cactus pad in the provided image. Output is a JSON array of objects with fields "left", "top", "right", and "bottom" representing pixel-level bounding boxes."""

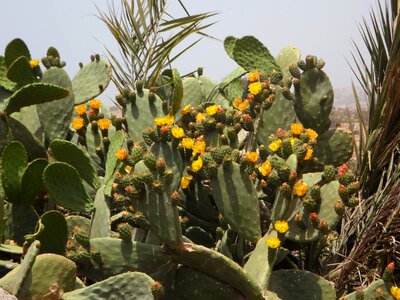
[
  {"left": 174, "top": 266, "right": 244, "bottom": 300},
  {"left": 71, "top": 58, "right": 111, "bottom": 104},
  {"left": 63, "top": 271, "right": 154, "bottom": 300},
  {"left": 50, "top": 139, "right": 100, "bottom": 190},
  {"left": 0, "top": 141, "right": 27, "bottom": 203},
  {"left": 34, "top": 210, "right": 68, "bottom": 255},
  {"left": 211, "top": 162, "right": 261, "bottom": 242},
  {"left": 38, "top": 67, "right": 75, "bottom": 140},
  {"left": 43, "top": 162, "right": 94, "bottom": 213},
  {"left": 294, "top": 68, "right": 334, "bottom": 133},
  {"left": 20, "top": 158, "right": 48, "bottom": 205},
  {"left": 232, "top": 36, "right": 280, "bottom": 75},
  {"left": 4, "top": 38, "right": 31, "bottom": 68},
  {"left": 268, "top": 269, "right": 336, "bottom": 300},
  {"left": 313, "top": 127, "right": 354, "bottom": 167},
  {"left": 4, "top": 83, "right": 69, "bottom": 115}
]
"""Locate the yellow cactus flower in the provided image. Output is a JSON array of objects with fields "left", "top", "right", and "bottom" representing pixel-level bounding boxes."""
[
  {"left": 248, "top": 71, "right": 259, "bottom": 83},
  {"left": 305, "top": 128, "right": 318, "bottom": 140},
  {"left": 238, "top": 99, "right": 250, "bottom": 112},
  {"left": 115, "top": 148, "right": 128, "bottom": 161},
  {"left": 164, "top": 114, "right": 175, "bottom": 126},
  {"left": 171, "top": 127, "right": 185, "bottom": 139},
  {"left": 154, "top": 115, "right": 174, "bottom": 127},
  {"left": 72, "top": 118, "right": 84, "bottom": 131},
  {"left": 268, "top": 139, "right": 282, "bottom": 152},
  {"left": 29, "top": 59, "right": 39, "bottom": 68},
  {"left": 196, "top": 112, "right": 206, "bottom": 123},
  {"left": 180, "top": 175, "right": 193, "bottom": 189},
  {"left": 233, "top": 97, "right": 242, "bottom": 109},
  {"left": 98, "top": 118, "right": 111, "bottom": 131},
  {"left": 154, "top": 117, "right": 165, "bottom": 127},
  {"left": 125, "top": 165, "right": 132, "bottom": 173},
  {"left": 293, "top": 180, "right": 309, "bottom": 197},
  {"left": 193, "top": 140, "right": 206, "bottom": 155},
  {"left": 245, "top": 152, "right": 258, "bottom": 163},
  {"left": 304, "top": 148, "right": 313, "bottom": 161},
  {"left": 206, "top": 105, "right": 219, "bottom": 116},
  {"left": 181, "top": 104, "right": 192, "bottom": 116},
  {"left": 266, "top": 237, "right": 281, "bottom": 249},
  {"left": 89, "top": 99, "right": 102, "bottom": 109},
  {"left": 290, "top": 138, "right": 297, "bottom": 146},
  {"left": 274, "top": 220, "right": 289, "bottom": 234},
  {"left": 248, "top": 82, "right": 262, "bottom": 95},
  {"left": 391, "top": 285, "right": 400, "bottom": 300},
  {"left": 258, "top": 160, "right": 272, "bottom": 176},
  {"left": 74, "top": 104, "right": 87, "bottom": 116},
  {"left": 182, "top": 137, "right": 194, "bottom": 149},
  {"left": 191, "top": 156, "right": 203, "bottom": 172},
  {"left": 290, "top": 123, "right": 304, "bottom": 135}
]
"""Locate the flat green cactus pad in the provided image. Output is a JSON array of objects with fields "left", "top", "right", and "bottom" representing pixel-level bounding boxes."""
[
  {"left": 171, "top": 243, "right": 264, "bottom": 300},
  {"left": 81, "top": 237, "right": 169, "bottom": 281},
  {"left": 314, "top": 127, "right": 354, "bottom": 167},
  {"left": 232, "top": 36, "right": 280, "bottom": 75},
  {"left": 71, "top": 58, "right": 112, "bottom": 104},
  {"left": 268, "top": 269, "right": 336, "bottom": 300},
  {"left": 173, "top": 266, "right": 244, "bottom": 300},
  {"left": 211, "top": 162, "right": 261, "bottom": 242},
  {"left": 7, "top": 56, "right": 36, "bottom": 88},
  {"left": 243, "top": 230, "right": 278, "bottom": 290},
  {"left": 90, "top": 185, "right": 111, "bottom": 239},
  {"left": 0, "top": 141, "right": 27, "bottom": 204},
  {"left": 34, "top": 210, "right": 68, "bottom": 255},
  {"left": 20, "top": 158, "right": 48, "bottom": 205},
  {"left": 43, "top": 162, "right": 94, "bottom": 213},
  {"left": 0, "top": 252, "right": 76, "bottom": 299},
  {"left": 4, "top": 83, "right": 69, "bottom": 115},
  {"left": 50, "top": 139, "right": 100, "bottom": 190},
  {"left": 0, "top": 57, "right": 16, "bottom": 92},
  {"left": 4, "top": 38, "right": 31, "bottom": 68},
  {"left": 344, "top": 279, "right": 393, "bottom": 300},
  {"left": 62, "top": 271, "right": 155, "bottom": 300},
  {"left": 38, "top": 67, "right": 75, "bottom": 140},
  {"left": 294, "top": 68, "right": 334, "bottom": 133}
]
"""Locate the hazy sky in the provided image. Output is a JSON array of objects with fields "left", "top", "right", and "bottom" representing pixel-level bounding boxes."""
[{"left": 0, "top": 0, "right": 378, "bottom": 101}]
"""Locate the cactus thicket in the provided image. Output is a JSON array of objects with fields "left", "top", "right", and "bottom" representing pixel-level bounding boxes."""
[{"left": 0, "top": 36, "right": 391, "bottom": 300}]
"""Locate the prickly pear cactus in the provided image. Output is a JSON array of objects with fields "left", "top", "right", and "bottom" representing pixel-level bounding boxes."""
[{"left": 0, "top": 36, "right": 360, "bottom": 300}]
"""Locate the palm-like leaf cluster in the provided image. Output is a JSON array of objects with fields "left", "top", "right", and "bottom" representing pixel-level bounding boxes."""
[
  {"left": 97, "top": 0, "right": 216, "bottom": 92},
  {"left": 331, "top": 0, "right": 400, "bottom": 292},
  {"left": 351, "top": 0, "right": 400, "bottom": 197}
]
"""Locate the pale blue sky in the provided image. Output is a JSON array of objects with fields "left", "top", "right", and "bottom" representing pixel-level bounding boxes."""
[{"left": 0, "top": 0, "right": 378, "bottom": 101}]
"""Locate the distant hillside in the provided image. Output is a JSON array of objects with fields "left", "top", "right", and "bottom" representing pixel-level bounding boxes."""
[{"left": 333, "top": 86, "right": 366, "bottom": 107}]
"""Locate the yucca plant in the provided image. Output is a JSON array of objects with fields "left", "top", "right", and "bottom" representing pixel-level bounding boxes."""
[
  {"left": 331, "top": 0, "right": 400, "bottom": 292},
  {"left": 351, "top": 0, "right": 400, "bottom": 197},
  {"left": 97, "top": 0, "right": 217, "bottom": 92}
]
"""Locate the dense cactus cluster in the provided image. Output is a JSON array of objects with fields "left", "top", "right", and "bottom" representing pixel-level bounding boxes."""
[{"left": 0, "top": 37, "right": 397, "bottom": 300}]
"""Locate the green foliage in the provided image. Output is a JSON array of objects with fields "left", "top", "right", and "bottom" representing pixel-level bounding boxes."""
[
  {"left": 0, "top": 28, "right": 366, "bottom": 299},
  {"left": 43, "top": 162, "right": 94, "bottom": 213}
]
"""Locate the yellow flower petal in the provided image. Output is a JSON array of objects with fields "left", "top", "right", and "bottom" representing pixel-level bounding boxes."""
[
  {"left": 180, "top": 175, "right": 193, "bottom": 189},
  {"left": 258, "top": 160, "right": 272, "bottom": 176},
  {"left": 171, "top": 127, "right": 185, "bottom": 139},
  {"left": 274, "top": 220, "right": 289, "bottom": 234},
  {"left": 191, "top": 156, "right": 203, "bottom": 172},
  {"left": 268, "top": 139, "right": 282, "bottom": 152},
  {"left": 266, "top": 237, "right": 281, "bottom": 249},
  {"left": 248, "top": 82, "right": 262, "bottom": 95},
  {"left": 182, "top": 137, "right": 194, "bottom": 149},
  {"left": 290, "top": 123, "right": 304, "bottom": 135},
  {"left": 206, "top": 105, "right": 218, "bottom": 116},
  {"left": 293, "top": 180, "right": 309, "bottom": 197},
  {"left": 29, "top": 59, "right": 39, "bottom": 68},
  {"left": 72, "top": 118, "right": 84, "bottom": 131}
]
